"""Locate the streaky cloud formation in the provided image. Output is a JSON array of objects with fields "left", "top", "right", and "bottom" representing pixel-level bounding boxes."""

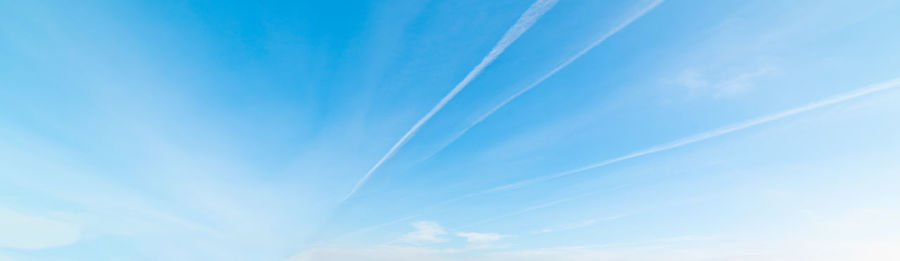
[
  {"left": 367, "top": 76, "right": 900, "bottom": 236},
  {"left": 400, "top": 221, "right": 448, "bottom": 244},
  {"left": 456, "top": 232, "right": 506, "bottom": 244},
  {"left": 5, "top": 1, "right": 900, "bottom": 260},
  {"left": 342, "top": 0, "right": 560, "bottom": 202},
  {"left": 0, "top": 208, "right": 80, "bottom": 250},
  {"left": 428, "top": 0, "right": 666, "bottom": 159},
  {"left": 478, "top": 76, "right": 900, "bottom": 194},
  {"left": 335, "top": 0, "right": 667, "bottom": 237}
]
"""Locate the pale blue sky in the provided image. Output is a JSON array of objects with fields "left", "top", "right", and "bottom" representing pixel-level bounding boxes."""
[{"left": 2, "top": 0, "right": 900, "bottom": 260}]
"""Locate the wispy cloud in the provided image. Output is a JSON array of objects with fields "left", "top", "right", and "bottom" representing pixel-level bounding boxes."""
[
  {"left": 457, "top": 232, "right": 507, "bottom": 244},
  {"left": 342, "top": 0, "right": 560, "bottom": 202},
  {"left": 427, "top": 0, "right": 665, "bottom": 160},
  {"left": 0, "top": 208, "right": 80, "bottom": 250},
  {"left": 674, "top": 64, "right": 776, "bottom": 99},
  {"left": 362, "top": 76, "right": 900, "bottom": 237},
  {"left": 287, "top": 245, "right": 457, "bottom": 261},
  {"left": 391, "top": 221, "right": 509, "bottom": 248},
  {"left": 534, "top": 215, "right": 627, "bottom": 234},
  {"left": 475, "top": 76, "right": 900, "bottom": 195},
  {"left": 335, "top": 76, "right": 900, "bottom": 244},
  {"left": 401, "top": 221, "right": 449, "bottom": 244},
  {"left": 291, "top": 237, "right": 900, "bottom": 261}
]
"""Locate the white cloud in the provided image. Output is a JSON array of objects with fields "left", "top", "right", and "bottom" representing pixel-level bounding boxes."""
[
  {"left": 289, "top": 208, "right": 900, "bottom": 261},
  {"left": 287, "top": 246, "right": 455, "bottom": 261},
  {"left": 675, "top": 65, "right": 775, "bottom": 99},
  {"left": 457, "top": 232, "right": 506, "bottom": 244},
  {"left": 400, "top": 221, "right": 448, "bottom": 244},
  {"left": 292, "top": 239, "right": 900, "bottom": 261},
  {"left": 0, "top": 208, "right": 80, "bottom": 250}
]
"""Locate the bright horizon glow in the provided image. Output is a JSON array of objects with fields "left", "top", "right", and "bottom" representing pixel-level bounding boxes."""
[{"left": 2, "top": 0, "right": 900, "bottom": 260}]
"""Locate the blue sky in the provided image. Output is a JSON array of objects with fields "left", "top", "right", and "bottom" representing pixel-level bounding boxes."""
[{"left": 2, "top": 0, "right": 900, "bottom": 260}]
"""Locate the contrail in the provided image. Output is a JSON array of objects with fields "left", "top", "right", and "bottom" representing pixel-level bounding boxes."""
[
  {"left": 345, "top": 76, "right": 900, "bottom": 236},
  {"left": 342, "top": 0, "right": 560, "bottom": 202},
  {"left": 426, "top": 0, "right": 665, "bottom": 160},
  {"left": 456, "top": 76, "right": 900, "bottom": 228},
  {"left": 479, "top": 76, "right": 900, "bottom": 194}
]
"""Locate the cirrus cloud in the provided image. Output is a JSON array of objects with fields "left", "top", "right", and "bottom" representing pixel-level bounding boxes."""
[
  {"left": 457, "top": 232, "right": 506, "bottom": 244},
  {"left": 0, "top": 208, "right": 80, "bottom": 250}
]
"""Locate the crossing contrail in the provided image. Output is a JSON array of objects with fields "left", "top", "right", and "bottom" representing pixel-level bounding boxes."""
[
  {"left": 341, "top": 0, "right": 560, "bottom": 202},
  {"left": 346, "top": 75, "right": 900, "bottom": 236},
  {"left": 427, "top": 0, "right": 665, "bottom": 160}
]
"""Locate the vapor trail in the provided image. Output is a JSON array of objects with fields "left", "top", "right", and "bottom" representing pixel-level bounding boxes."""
[
  {"left": 342, "top": 0, "right": 560, "bottom": 202},
  {"left": 341, "top": 76, "right": 900, "bottom": 241},
  {"left": 457, "top": 76, "right": 900, "bottom": 228},
  {"left": 428, "top": 0, "right": 665, "bottom": 159},
  {"left": 481, "top": 76, "right": 900, "bottom": 194}
]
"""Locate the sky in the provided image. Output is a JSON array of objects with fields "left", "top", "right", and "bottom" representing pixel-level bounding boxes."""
[{"left": 2, "top": 0, "right": 900, "bottom": 260}]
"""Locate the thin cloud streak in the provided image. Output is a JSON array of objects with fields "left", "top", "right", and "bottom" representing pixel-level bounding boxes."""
[
  {"left": 342, "top": 0, "right": 560, "bottom": 202},
  {"left": 338, "top": 76, "right": 900, "bottom": 240},
  {"left": 457, "top": 77, "right": 900, "bottom": 228},
  {"left": 482, "top": 76, "right": 900, "bottom": 194},
  {"left": 427, "top": 0, "right": 665, "bottom": 160}
]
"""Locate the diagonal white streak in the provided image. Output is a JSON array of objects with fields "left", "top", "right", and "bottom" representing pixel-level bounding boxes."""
[
  {"left": 341, "top": 0, "right": 559, "bottom": 202},
  {"left": 458, "top": 76, "right": 900, "bottom": 229},
  {"left": 329, "top": 76, "right": 900, "bottom": 244},
  {"left": 427, "top": 0, "right": 665, "bottom": 159},
  {"left": 482, "top": 76, "right": 900, "bottom": 194}
]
